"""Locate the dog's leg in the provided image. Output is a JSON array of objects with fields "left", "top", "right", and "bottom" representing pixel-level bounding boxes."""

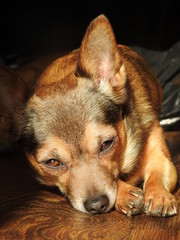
[{"left": 142, "top": 121, "right": 177, "bottom": 217}]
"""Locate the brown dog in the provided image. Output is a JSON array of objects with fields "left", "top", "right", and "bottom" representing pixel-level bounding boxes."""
[{"left": 4, "top": 15, "right": 178, "bottom": 217}]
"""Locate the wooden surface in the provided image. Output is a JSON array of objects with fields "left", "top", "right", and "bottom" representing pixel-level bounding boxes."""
[{"left": 0, "top": 132, "right": 180, "bottom": 240}]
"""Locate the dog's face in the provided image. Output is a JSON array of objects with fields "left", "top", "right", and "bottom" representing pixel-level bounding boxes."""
[{"left": 22, "top": 15, "right": 128, "bottom": 213}]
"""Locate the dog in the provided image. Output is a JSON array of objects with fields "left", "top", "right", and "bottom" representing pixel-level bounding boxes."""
[{"left": 2, "top": 15, "right": 178, "bottom": 217}]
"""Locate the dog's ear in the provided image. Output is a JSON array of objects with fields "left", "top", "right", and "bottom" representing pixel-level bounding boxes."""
[{"left": 76, "top": 15, "right": 127, "bottom": 103}]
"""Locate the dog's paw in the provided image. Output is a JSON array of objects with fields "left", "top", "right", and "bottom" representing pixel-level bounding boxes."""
[
  {"left": 115, "top": 185, "right": 144, "bottom": 216},
  {"left": 144, "top": 188, "right": 177, "bottom": 217}
]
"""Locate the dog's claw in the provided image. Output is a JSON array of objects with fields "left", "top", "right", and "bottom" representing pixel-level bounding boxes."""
[
  {"left": 172, "top": 199, "right": 177, "bottom": 213},
  {"left": 121, "top": 208, "right": 128, "bottom": 215},
  {"left": 128, "top": 200, "right": 134, "bottom": 209},
  {"left": 148, "top": 199, "right": 152, "bottom": 212},
  {"left": 129, "top": 190, "right": 140, "bottom": 198}
]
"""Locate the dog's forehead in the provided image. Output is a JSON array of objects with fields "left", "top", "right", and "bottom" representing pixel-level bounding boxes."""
[{"left": 27, "top": 80, "right": 110, "bottom": 144}]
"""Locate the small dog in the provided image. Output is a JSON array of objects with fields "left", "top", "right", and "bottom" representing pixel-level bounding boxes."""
[{"left": 4, "top": 15, "right": 178, "bottom": 217}]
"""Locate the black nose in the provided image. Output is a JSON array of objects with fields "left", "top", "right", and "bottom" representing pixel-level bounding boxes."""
[{"left": 84, "top": 195, "right": 109, "bottom": 214}]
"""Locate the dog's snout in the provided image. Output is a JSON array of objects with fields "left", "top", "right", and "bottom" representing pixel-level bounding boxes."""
[{"left": 84, "top": 195, "right": 109, "bottom": 214}]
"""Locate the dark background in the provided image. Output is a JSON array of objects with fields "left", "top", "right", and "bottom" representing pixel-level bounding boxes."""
[{"left": 0, "top": 0, "right": 179, "bottom": 65}]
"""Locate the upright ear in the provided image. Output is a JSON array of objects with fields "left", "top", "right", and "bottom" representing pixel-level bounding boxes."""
[{"left": 76, "top": 15, "right": 127, "bottom": 103}]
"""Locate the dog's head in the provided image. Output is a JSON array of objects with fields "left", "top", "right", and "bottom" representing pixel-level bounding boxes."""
[{"left": 22, "top": 15, "right": 128, "bottom": 214}]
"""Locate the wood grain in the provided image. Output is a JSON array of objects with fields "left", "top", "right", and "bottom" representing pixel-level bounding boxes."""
[{"left": 0, "top": 132, "right": 180, "bottom": 240}]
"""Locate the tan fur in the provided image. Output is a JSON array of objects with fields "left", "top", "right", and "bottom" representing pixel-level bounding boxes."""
[{"left": 3, "top": 15, "right": 176, "bottom": 216}]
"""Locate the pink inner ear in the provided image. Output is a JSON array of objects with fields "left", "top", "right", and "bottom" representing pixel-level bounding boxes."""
[
  {"left": 97, "top": 52, "right": 115, "bottom": 81},
  {"left": 86, "top": 42, "right": 120, "bottom": 82}
]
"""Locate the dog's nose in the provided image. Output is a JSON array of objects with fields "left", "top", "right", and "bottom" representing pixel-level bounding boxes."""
[{"left": 84, "top": 195, "right": 109, "bottom": 214}]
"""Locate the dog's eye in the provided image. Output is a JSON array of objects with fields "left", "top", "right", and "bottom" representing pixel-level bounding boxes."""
[
  {"left": 100, "top": 139, "right": 114, "bottom": 153},
  {"left": 44, "top": 159, "right": 62, "bottom": 168}
]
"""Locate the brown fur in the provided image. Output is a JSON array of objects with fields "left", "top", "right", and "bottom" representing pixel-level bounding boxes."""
[
  {"left": 1, "top": 15, "right": 177, "bottom": 217},
  {"left": 0, "top": 64, "right": 27, "bottom": 150}
]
